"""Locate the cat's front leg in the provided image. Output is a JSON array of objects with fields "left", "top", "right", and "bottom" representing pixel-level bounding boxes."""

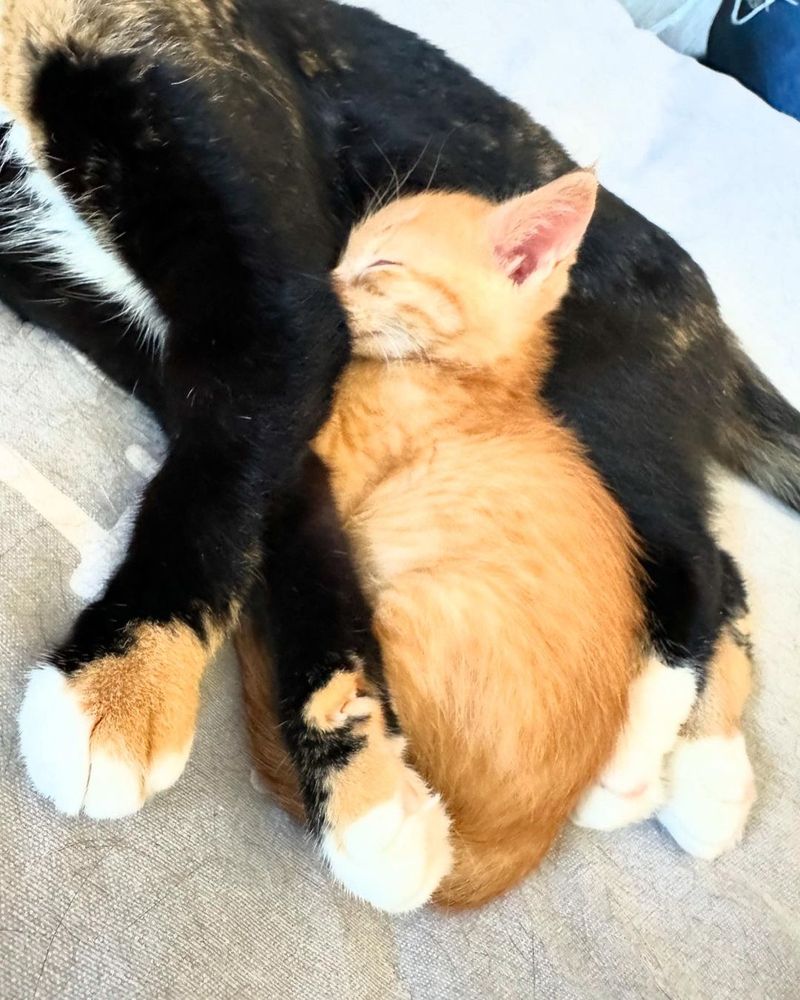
[
  {"left": 295, "top": 664, "right": 452, "bottom": 913},
  {"left": 15, "top": 403, "right": 273, "bottom": 818},
  {"left": 6, "top": 32, "right": 350, "bottom": 820},
  {"left": 261, "top": 453, "right": 452, "bottom": 913}
]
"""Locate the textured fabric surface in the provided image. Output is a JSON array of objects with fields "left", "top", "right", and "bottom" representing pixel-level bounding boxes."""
[{"left": 2, "top": 1, "right": 799, "bottom": 997}]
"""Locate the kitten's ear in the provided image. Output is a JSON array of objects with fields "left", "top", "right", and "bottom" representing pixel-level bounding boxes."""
[{"left": 489, "top": 170, "right": 598, "bottom": 286}]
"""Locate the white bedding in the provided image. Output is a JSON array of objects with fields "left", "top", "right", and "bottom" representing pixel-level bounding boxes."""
[{"left": 2, "top": 1, "right": 799, "bottom": 997}]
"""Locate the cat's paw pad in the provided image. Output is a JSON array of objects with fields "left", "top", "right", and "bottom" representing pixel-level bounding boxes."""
[
  {"left": 572, "top": 768, "right": 665, "bottom": 831},
  {"left": 18, "top": 625, "right": 204, "bottom": 819},
  {"left": 323, "top": 763, "right": 452, "bottom": 914},
  {"left": 657, "top": 733, "right": 756, "bottom": 859}
]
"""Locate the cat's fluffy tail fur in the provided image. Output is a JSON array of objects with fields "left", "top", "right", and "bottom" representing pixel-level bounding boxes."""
[
  {"left": 236, "top": 620, "right": 307, "bottom": 826},
  {"left": 715, "top": 352, "right": 800, "bottom": 513}
]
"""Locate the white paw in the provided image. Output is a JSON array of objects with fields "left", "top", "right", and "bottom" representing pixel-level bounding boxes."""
[
  {"left": 17, "top": 664, "right": 94, "bottom": 815},
  {"left": 322, "top": 765, "right": 452, "bottom": 914},
  {"left": 145, "top": 749, "right": 193, "bottom": 797},
  {"left": 657, "top": 733, "right": 756, "bottom": 859},
  {"left": 573, "top": 655, "right": 697, "bottom": 833},
  {"left": 17, "top": 664, "right": 191, "bottom": 820},
  {"left": 81, "top": 748, "right": 146, "bottom": 820},
  {"left": 572, "top": 770, "right": 664, "bottom": 831}
]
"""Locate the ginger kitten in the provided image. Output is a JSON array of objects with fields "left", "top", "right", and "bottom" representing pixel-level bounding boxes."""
[{"left": 238, "top": 171, "right": 644, "bottom": 908}]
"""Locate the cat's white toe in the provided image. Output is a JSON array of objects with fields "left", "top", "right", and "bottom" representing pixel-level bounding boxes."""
[
  {"left": 572, "top": 771, "right": 664, "bottom": 831},
  {"left": 146, "top": 747, "right": 192, "bottom": 796},
  {"left": 323, "top": 767, "right": 452, "bottom": 913},
  {"left": 18, "top": 663, "right": 187, "bottom": 819},
  {"left": 18, "top": 664, "right": 93, "bottom": 815},
  {"left": 657, "top": 733, "right": 756, "bottom": 859},
  {"left": 82, "top": 749, "right": 145, "bottom": 820}
]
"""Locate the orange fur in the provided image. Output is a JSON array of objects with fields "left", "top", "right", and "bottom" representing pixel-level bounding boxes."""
[
  {"left": 682, "top": 617, "right": 753, "bottom": 741},
  {"left": 237, "top": 622, "right": 305, "bottom": 823},
  {"left": 70, "top": 620, "right": 218, "bottom": 789},
  {"left": 302, "top": 665, "right": 412, "bottom": 833},
  {"left": 237, "top": 176, "right": 645, "bottom": 907}
]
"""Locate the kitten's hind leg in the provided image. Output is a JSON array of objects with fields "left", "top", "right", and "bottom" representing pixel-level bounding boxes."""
[{"left": 658, "top": 616, "right": 756, "bottom": 859}]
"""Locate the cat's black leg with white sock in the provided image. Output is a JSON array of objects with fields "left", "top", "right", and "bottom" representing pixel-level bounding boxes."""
[
  {"left": 257, "top": 451, "right": 451, "bottom": 913},
  {"left": 3, "top": 34, "right": 450, "bottom": 908},
  {"left": 573, "top": 539, "right": 757, "bottom": 855}
]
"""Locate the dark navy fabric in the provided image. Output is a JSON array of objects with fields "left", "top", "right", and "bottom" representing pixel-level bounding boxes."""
[{"left": 707, "top": 0, "right": 800, "bottom": 120}]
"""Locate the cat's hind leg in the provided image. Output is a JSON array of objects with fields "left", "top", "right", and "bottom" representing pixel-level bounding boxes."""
[
  {"left": 571, "top": 651, "right": 697, "bottom": 831},
  {"left": 657, "top": 615, "right": 756, "bottom": 859},
  {"left": 573, "top": 538, "right": 731, "bottom": 831},
  {"left": 574, "top": 545, "right": 757, "bottom": 859}
]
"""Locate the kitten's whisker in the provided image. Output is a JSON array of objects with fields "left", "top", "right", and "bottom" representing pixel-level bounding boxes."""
[
  {"left": 294, "top": 271, "right": 328, "bottom": 285},
  {"left": 398, "top": 138, "right": 433, "bottom": 194},
  {"left": 369, "top": 139, "right": 402, "bottom": 206},
  {"left": 425, "top": 129, "right": 457, "bottom": 193},
  {"left": 350, "top": 162, "right": 382, "bottom": 213}
]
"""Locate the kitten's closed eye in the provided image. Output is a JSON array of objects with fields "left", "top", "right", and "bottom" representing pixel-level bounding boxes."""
[{"left": 366, "top": 259, "right": 401, "bottom": 270}]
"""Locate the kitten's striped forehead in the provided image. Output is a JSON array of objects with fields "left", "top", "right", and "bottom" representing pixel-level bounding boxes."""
[{"left": 339, "top": 191, "right": 494, "bottom": 287}]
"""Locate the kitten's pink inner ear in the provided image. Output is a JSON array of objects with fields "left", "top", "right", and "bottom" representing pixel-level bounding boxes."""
[{"left": 489, "top": 170, "right": 598, "bottom": 285}]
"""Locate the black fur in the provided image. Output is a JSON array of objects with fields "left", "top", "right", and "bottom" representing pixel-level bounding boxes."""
[
  {"left": 1, "top": 0, "right": 798, "bottom": 830},
  {"left": 0, "top": 5, "right": 388, "bottom": 828},
  {"left": 253, "top": 450, "right": 399, "bottom": 831}
]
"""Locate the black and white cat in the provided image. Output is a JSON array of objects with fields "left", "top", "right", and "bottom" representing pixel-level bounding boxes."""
[{"left": 2, "top": 0, "right": 797, "bottom": 911}]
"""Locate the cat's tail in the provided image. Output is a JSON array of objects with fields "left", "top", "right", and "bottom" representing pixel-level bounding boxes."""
[
  {"left": 235, "top": 616, "right": 307, "bottom": 823},
  {"left": 714, "top": 351, "right": 800, "bottom": 513}
]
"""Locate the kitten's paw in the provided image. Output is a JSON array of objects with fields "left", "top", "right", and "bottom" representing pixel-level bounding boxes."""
[
  {"left": 18, "top": 623, "right": 206, "bottom": 819},
  {"left": 657, "top": 733, "right": 756, "bottom": 859},
  {"left": 309, "top": 672, "right": 452, "bottom": 913},
  {"left": 571, "top": 769, "right": 664, "bottom": 831}
]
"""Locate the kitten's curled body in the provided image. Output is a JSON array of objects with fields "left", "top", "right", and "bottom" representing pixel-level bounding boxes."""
[{"left": 244, "top": 179, "right": 644, "bottom": 907}]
